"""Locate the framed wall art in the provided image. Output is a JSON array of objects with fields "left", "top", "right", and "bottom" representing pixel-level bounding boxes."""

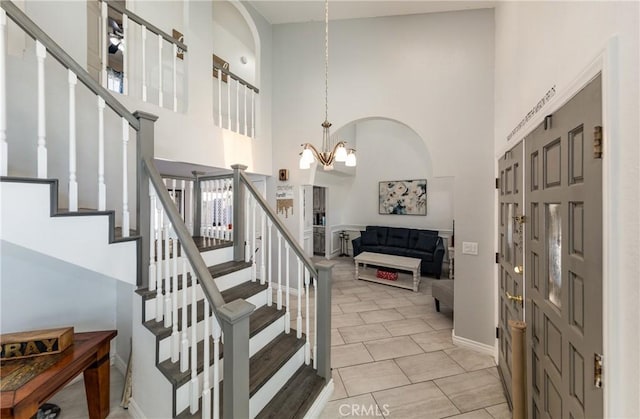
[{"left": 379, "top": 179, "right": 427, "bottom": 215}]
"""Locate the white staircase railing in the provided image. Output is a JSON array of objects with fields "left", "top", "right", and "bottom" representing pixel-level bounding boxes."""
[{"left": 213, "top": 64, "right": 258, "bottom": 138}]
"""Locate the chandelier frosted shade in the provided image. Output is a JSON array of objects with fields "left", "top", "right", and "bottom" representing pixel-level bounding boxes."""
[{"left": 345, "top": 149, "right": 357, "bottom": 167}]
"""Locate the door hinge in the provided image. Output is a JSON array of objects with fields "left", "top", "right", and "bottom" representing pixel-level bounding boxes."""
[
  {"left": 593, "top": 126, "right": 603, "bottom": 159},
  {"left": 496, "top": 327, "right": 500, "bottom": 339},
  {"left": 495, "top": 252, "right": 500, "bottom": 263},
  {"left": 495, "top": 178, "right": 500, "bottom": 189},
  {"left": 594, "top": 353, "right": 603, "bottom": 388}
]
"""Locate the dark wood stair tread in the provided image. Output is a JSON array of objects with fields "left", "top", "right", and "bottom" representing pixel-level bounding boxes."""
[
  {"left": 157, "top": 305, "right": 287, "bottom": 387},
  {"left": 250, "top": 332, "right": 305, "bottom": 397},
  {"left": 256, "top": 365, "right": 326, "bottom": 419},
  {"left": 221, "top": 280, "right": 267, "bottom": 303},
  {"left": 209, "top": 260, "right": 252, "bottom": 278}
]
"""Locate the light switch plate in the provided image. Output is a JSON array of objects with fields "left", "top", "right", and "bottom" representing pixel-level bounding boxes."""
[{"left": 462, "top": 241, "right": 478, "bottom": 255}]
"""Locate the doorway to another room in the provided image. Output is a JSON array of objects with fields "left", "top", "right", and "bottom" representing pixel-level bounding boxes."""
[{"left": 313, "top": 186, "right": 327, "bottom": 256}]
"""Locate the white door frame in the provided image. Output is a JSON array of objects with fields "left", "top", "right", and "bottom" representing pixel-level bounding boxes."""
[{"left": 493, "top": 36, "right": 620, "bottom": 416}]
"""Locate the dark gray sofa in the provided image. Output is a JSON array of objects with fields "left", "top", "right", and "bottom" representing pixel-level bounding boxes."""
[{"left": 352, "top": 226, "right": 445, "bottom": 278}]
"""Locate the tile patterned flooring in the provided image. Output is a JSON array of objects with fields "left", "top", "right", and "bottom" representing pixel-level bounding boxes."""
[
  {"left": 48, "top": 258, "right": 509, "bottom": 418},
  {"left": 318, "top": 258, "right": 509, "bottom": 419}
]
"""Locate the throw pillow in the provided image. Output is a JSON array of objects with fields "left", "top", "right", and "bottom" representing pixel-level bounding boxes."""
[
  {"left": 415, "top": 233, "right": 438, "bottom": 252},
  {"left": 360, "top": 230, "right": 378, "bottom": 246}
]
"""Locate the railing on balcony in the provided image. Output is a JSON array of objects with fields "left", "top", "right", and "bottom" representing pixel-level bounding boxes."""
[
  {"left": 101, "top": 0, "right": 187, "bottom": 111},
  {"left": 213, "top": 64, "right": 258, "bottom": 138}
]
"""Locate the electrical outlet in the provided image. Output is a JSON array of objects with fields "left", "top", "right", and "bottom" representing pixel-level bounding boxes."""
[{"left": 462, "top": 241, "right": 478, "bottom": 255}]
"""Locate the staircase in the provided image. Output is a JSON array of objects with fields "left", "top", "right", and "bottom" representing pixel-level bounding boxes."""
[{"left": 0, "top": 2, "right": 334, "bottom": 418}]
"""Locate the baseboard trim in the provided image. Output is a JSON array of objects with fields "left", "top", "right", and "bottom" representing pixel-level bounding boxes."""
[
  {"left": 451, "top": 329, "right": 496, "bottom": 357},
  {"left": 113, "top": 352, "right": 128, "bottom": 376},
  {"left": 126, "top": 398, "right": 145, "bottom": 419},
  {"left": 304, "top": 379, "right": 334, "bottom": 419}
]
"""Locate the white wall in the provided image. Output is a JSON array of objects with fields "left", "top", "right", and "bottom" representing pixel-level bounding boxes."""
[
  {"left": 494, "top": 2, "right": 640, "bottom": 416},
  {"left": 213, "top": 1, "right": 256, "bottom": 85},
  {"left": 271, "top": 9, "right": 495, "bottom": 346}
]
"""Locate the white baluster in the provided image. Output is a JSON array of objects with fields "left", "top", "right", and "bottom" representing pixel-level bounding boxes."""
[
  {"left": 171, "top": 234, "right": 179, "bottom": 362},
  {"left": 313, "top": 276, "right": 317, "bottom": 369},
  {"left": 277, "top": 232, "right": 282, "bottom": 310},
  {"left": 122, "top": 14, "right": 128, "bottom": 94},
  {"left": 189, "top": 276, "right": 199, "bottom": 413},
  {"left": 141, "top": 25, "right": 147, "bottom": 102},
  {"left": 217, "top": 69, "right": 222, "bottom": 127},
  {"left": 226, "top": 74, "right": 231, "bottom": 129},
  {"left": 304, "top": 268, "right": 311, "bottom": 365},
  {"left": 97, "top": 97, "right": 106, "bottom": 210},
  {"left": 0, "top": 10, "right": 8, "bottom": 176},
  {"left": 267, "top": 219, "right": 273, "bottom": 306},
  {"left": 181, "top": 180, "right": 186, "bottom": 223},
  {"left": 36, "top": 41, "right": 46, "bottom": 178},
  {"left": 245, "top": 192, "right": 250, "bottom": 263},
  {"left": 156, "top": 205, "right": 165, "bottom": 322},
  {"left": 201, "top": 299, "right": 211, "bottom": 419},
  {"left": 235, "top": 79, "right": 239, "bottom": 133},
  {"left": 172, "top": 178, "right": 178, "bottom": 209},
  {"left": 285, "top": 242, "right": 291, "bottom": 334},
  {"left": 251, "top": 196, "right": 257, "bottom": 281},
  {"left": 260, "top": 211, "right": 266, "bottom": 285},
  {"left": 121, "top": 118, "right": 130, "bottom": 236},
  {"left": 100, "top": 1, "right": 107, "bottom": 88},
  {"left": 180, "top": 257, "right": 189, "bottom": 372},
  {"left": 225, "top": 179, "right": 232, "bottom": 241},
  {"left": 172, "top": 44, "right": 177, "bottom": 112},
  {"left": 212, "top": 316, "right": 221, "bottom": 419},
  {"left": 251, "top": 89, "right": 255, "bottom": 139},
  {"left": 163, "top": 199, "right": 171, "bottom": 327},
  {"left": 149, "top": 184, "right": 157, "bottom": 293},
  {"left": 297, "top": 259, "right": 302, "bottom": 339},
  {"left": 158, "top": 34, "right": 163, "bottom": 107},
  {"left": 243, "top": 85, "right": 247, "bottom": 135},
  {"left": 212, "top": 179, "right": 218, "bottom": 239},
  {"left": 207, "top": 181, "right": 213, "bottom": 238},
  {"left": 188, "top": 180, "right": 194, "bottom": 234},
  {"left": 67, "top": 70, "right": 78, "bottom": 211}
]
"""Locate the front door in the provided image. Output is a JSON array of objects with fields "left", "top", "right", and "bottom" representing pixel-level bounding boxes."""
[
  {"left": 525, "top": 74, "right": 603, "bottom": 418},
  {"left": 498, "top": 140, "right": 525, "bottom": 406}
]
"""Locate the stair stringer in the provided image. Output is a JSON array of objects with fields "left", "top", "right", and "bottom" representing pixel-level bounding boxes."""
[
  {"left": 131, "top": 291, "right": 174, "bottom": 419},
  {"left": 0, "top": 179, "right": 137, "bottom": 284}
]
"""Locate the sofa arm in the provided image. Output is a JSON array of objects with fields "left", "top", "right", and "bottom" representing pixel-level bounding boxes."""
[
  {"left": 433, "top": 239, "right": 446, "bottom": 278},
  {"left": 352, "top": 237, "right": 363, "bottom": 256}
]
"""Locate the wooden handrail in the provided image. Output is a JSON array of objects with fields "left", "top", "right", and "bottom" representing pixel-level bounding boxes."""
[
  {"left": 1, "top": 1, "right": 140, "bottom": 130},
  {"left": 239, "top": 171, "right": 318, "bottom": 279},
  {"left": 213, "top": 64, "right": 259, "bottom": 94},
  {"left": 104, "top": 0, "right": 188, "bottom": 52}
]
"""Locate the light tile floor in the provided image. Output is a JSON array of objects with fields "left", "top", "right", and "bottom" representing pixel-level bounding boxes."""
[
  {"left": 319, "top": 257, "right": 509, "bottom": 419},
  {"left": 48, "top": 258, "right": 509, "bottom": 419}
]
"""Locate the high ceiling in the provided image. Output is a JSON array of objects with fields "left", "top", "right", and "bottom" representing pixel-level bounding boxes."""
[{"left": 248, "top": 0, "right": 496, "bottom": 25}]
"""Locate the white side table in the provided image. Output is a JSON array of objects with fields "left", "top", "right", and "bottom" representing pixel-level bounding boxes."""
[{"left": 448, "top": 246, "right": 455, "bottom": 279}]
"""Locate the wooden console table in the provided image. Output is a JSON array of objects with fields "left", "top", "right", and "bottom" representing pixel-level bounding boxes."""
[
  {"left": 1, "top": 330, "right": 117, "bottom": 419},
  {"left": 354, "top": 251, "right": 421, "bottom": 292}
]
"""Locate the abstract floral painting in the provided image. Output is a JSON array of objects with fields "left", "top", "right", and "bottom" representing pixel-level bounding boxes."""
[{"left": 379, "top": 180, "right": 427, "bottom": 215}]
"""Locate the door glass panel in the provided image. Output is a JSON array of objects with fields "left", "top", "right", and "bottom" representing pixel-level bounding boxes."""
[
  {"left": 507, "top": 204, "right": 513, "bottom": 263},
  {"left": 547, "top": 203, "right": 562, "bottom": 309}
]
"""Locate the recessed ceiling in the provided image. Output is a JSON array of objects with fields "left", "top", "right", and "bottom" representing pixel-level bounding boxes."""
[{"left": 248, "top": 1, "right": 496, "bottom": 25}]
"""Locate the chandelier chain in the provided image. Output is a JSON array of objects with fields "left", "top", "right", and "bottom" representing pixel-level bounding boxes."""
[{"left": 324, "top": 0, "right": 329, "bottom": 123}]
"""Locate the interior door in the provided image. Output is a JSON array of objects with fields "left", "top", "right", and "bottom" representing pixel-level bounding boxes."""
[
  {"left": 497, "top": 140, "right": 525, "bottom": 407},
  {"left": 525, "top": 74, "right": 602, "bottom": 419}
]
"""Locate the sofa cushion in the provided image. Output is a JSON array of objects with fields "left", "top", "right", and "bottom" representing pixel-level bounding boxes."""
[
  {"left": 377, "top": 246, "right": 406, "bottom": 257},
  {"left": 366, "top": 226, "right": 389, "bottom": 246},
  {"left": 386, "top": 228, "right": 410, "bottom": 248},
  {"left": 415, "top": 232, "right": 439, "bottom": 252},
  {"left": 360, "top": 230, "right": 378, "bottom": 246}
]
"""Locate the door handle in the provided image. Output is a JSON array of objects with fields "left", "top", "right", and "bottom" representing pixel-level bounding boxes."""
[{"left": 506, "top": 291, "right": 523, "bottom": 305}]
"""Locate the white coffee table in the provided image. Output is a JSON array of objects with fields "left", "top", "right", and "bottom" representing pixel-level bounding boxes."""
[{"left": 354, "top": 251, "right": 422, "bottom": 292}]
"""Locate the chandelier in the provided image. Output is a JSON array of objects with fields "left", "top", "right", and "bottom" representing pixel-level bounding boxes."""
[{"left": 299, "top": 0, "right": 356, "bottom": 171}]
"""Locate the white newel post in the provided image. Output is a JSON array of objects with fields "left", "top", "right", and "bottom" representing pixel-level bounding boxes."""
[
  {"left": 122, "top": 14, "right": 129, "bottom": 94},
  {"left": 100, "top": 1, "right": 107, "bottom": 88},
  {"left": 157, "top": 34, "right": 163, "bottom": 108},
  {"left": 97, "top": 97, "right": 106, "bottom": 210},
  {"left": 36, "top": 41, "right": 47, "bottom": 178},
  {"left": 141, "top": 26, "right": 147, "bottom": 102},
  {"left": 121, "top": 118, "right": 130, "bottom": 237},
  {"left": 67, "top": 70, "right": 78, "bottom": 211},
  {"left": 0, "top": 10, "right": 7, "bottom": 176}
]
